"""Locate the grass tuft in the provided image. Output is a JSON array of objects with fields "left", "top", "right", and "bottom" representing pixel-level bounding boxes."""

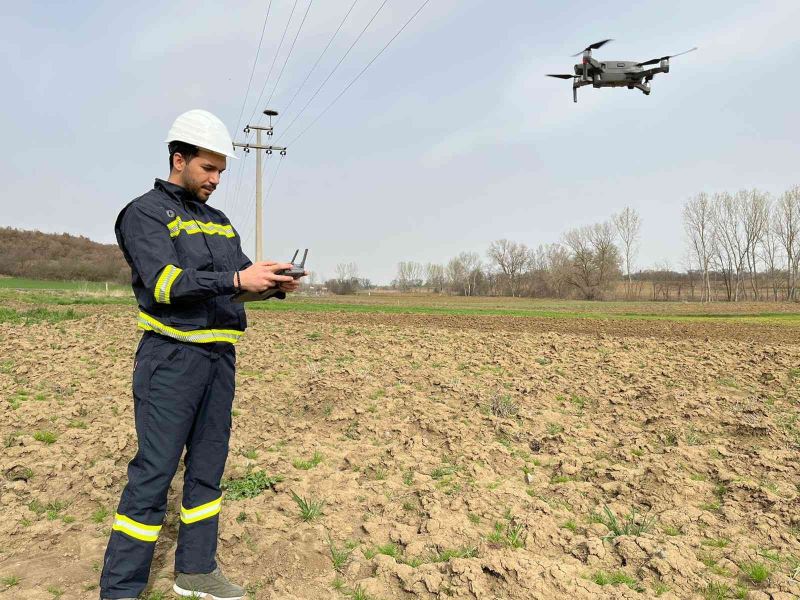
[
  {"left": 290, "top": 490, "right": 324, "bottom": 522},
  {"left": 33, "top": 431, "right": 58, "bottom": 444},
  {"left": 591, "top": 505, "right": 656, "bottom": 539},
  {"left": 292, "top": 451, "right": 323, "bottom": 470},
  {"left": 740, "top": 561, "right": 770, "bottom": 584},
  {"left": 591, "top": 570, "right": 642, "bottom": 591}
]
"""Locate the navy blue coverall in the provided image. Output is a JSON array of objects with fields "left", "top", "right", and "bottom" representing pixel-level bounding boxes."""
[{"left": 99, "top": 179, "right": 283, "bottom": 598}]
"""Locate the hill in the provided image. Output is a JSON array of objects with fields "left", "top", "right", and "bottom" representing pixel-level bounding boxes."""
[{"left": 0, "top": 227, "right": 128, "bottom": 283}]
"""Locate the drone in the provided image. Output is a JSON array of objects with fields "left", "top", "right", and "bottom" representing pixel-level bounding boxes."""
[{"left": 547, "top": 39, "right": 697, "bottom": 103}]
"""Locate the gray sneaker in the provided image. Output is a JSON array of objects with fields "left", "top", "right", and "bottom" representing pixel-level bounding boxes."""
[{"left": 173, "top": 566, "right": 245, "bottom": 599}]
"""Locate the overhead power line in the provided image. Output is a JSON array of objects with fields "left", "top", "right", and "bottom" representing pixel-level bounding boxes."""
[
  {"left": 231, "top": 0, "right": 297, "bottom": 218},
  {"left": 277, "top": 0, "right": 390, "bottom": 142},
  {"left": 246, "top": 0, "right": 300, "bottom": 129},
  {"left": 263, "top": 0, "right": 315, "bottom": 111},
  {"left": 276, "top": 0, "right": 359, "bottom": 124},
  {"left": 286, "top": 0, "right": 431, "bottom": 147},
  {"left": 233, "top": 1, "right": 274, "bottom": 139},
  {"left": 225, "top": 0, "right": 273, "bottom": 213}
]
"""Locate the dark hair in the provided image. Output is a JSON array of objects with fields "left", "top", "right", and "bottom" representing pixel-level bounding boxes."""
[{"left": 168, "top": 141, "right": 200, "bottom": 171}]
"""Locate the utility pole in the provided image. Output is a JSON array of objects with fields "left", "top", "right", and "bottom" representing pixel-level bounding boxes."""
[{"left": 233, "top": 109, "right": 287, "bottom": 262}]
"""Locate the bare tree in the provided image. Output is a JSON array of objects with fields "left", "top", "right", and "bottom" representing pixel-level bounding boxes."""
[
  {"left": 562, "top": 222, "right": 621, "bottom": 300},
  {"left": 739, "top": 189, "right": 769, "bottom": 300},
  {"left": 683, "top": 192, "right": 715, "bottom": 302},
  {"left": 487, "top": 239, "right": 529, "bottom": 297},
  {"left": 330, "top": 262, "right": 360, "bottom": 294},
  {"left": 395, "top": 261, "right": 424, "bottom": 291},
  {"left": 760, "top": 200, "right": 781, "bottom": 301},
  {"left": 424, "top": 263, "right": 445, "bottom": 293},
  {"left": 446, "top": 255, "right": 467, "bottom": 296},
  {"left": 459, "top": 252, "right": 482, "bottom": 297},
  {"left": 445, "top": 252, "right": 482, "bottom": 296},
  {"left": 613, "top": 206, "right": 642, "bottom": 299},
  {"left": 775, "top": 185, "right": 800, "bottom": 300}
]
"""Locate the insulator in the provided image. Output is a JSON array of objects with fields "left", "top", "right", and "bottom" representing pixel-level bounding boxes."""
[
  {"left": 266, "top": 149, "right": 272, "bottom": 155},
  {"left": 280, "top": 150, "right": 287, "bottom": 156}
]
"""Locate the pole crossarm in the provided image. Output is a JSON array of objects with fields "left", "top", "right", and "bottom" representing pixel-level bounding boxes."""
[
  {"left": 233, "top": 142, "right": 287, "bottom": 154},
  {"left": 243, "top": 125, "right": 274, "bottom": 133}
]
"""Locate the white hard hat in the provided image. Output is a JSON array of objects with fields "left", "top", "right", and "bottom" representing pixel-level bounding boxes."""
[{"left": 165, "top": 109, "right": 238, "bottom": 160}]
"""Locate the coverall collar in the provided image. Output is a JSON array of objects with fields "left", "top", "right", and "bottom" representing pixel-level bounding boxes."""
[{"left": 154, "top": 178, "right": 204, "bottom": 206}]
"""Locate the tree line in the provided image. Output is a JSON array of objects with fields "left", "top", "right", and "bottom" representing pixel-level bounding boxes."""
[
  {"left": 357, "top": 185, "right": 798, "bottom": 302},
  {"left": 5, "top": 183, "right": 799, "bottom": 302},
  {"left": 684, "top": 186, "right": 800, "bottom": 301}
]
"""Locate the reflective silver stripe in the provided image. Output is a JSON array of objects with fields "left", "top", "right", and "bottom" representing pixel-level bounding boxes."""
[
  {"left": 136, "top": 312, "right": 243, "bottom": 344},
  {"left": 180, "top": 496, "right": 222, "bottom": 524},
  {"left": 112, "top": 513, "right": 161, "bottom": 542},
  {"left": 154, "top": 265, "right": 180, "bottom": 303},
  {"left": 166, "top": 216, "right": 235, "bottom": 239}
]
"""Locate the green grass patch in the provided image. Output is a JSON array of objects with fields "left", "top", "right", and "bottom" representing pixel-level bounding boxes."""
[
  {"left": 486, "top": 521, "right": 526, "bottom": 549},
  {"left": 292, "top": 451, "right": 323, "bottom": 470},
  {"left": 701, "top": 537, "right": 730, "bottom": 548},
  {"left": 590, "top": 570, "right": 643, "bottom": 591},
  {"left": 246, "top": 296, "right": 800, "bottom": 326},
  {"left": 221, "top": 470, "right": 283, "bottom": 500},
  {"left": 0, "top": 307, "right": 84, "bottom": 325},
  {"left": 33, "top": 430, "right": 58, "bottom": 444},
  {"left": 0, "top": 277, "right": 127, "bottom": 291},
  {"left": 740, "top": 561, "right": 770, "bottom": 583}
]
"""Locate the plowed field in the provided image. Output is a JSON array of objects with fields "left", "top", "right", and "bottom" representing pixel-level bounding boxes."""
[{"left": 1, "top": 298, "right": 799, "bottom": 599}]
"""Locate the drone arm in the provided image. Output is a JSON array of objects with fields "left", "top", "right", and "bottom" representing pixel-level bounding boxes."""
[{"left": 642, "top": 66, "right": 665, "bottom": 80}]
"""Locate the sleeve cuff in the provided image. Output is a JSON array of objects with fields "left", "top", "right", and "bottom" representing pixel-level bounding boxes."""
[{"left": 218, "top": 271, "right": 238, "bottom": 295}]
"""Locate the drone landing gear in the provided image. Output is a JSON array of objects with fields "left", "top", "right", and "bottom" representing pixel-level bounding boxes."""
[
  {"left": 573, "top": 85, "right": 578, "bottom": 103},
  {"left": 634, "top": 82, "right": 651, "bottom": 96}
]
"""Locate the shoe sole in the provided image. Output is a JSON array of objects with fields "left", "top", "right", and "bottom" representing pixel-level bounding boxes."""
[{"left": 173, "top": 582, "right": 243, "bottom": 600}]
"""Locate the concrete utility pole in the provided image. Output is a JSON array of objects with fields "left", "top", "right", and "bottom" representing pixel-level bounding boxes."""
[{"left": 233, "top": 109, "right": 287, "bottom": 262}]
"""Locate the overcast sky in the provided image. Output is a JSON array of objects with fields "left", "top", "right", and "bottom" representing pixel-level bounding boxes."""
[{"left": 3, "top": 1, "right": 799, "bottom": 284}]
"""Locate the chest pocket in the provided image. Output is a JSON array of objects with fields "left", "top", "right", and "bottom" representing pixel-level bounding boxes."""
[
  {"left": 167, "top": 214, "right": 226, "bottom": 270},
  {"left": 205, "top": 230, "right": 239, "bottom": 271}
]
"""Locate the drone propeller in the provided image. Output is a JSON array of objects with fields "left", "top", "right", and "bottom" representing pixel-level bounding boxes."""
[
  {"left": 571, "top": 39, "right": 612, "bottom": 57},
  {"left": 637, "top": 46, "right": 698, "bottom": 66},
  {"left": 546, "top": 74, "right": 575, "bottom": 79}
]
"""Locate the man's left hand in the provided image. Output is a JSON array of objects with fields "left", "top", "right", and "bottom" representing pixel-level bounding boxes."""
[{"left": 278, "top": 272, "right": 307, "bottom": 293}]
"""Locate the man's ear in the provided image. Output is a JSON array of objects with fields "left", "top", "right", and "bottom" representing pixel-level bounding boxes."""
[{"left": 172, "top": 153, "right": 185, "bottom": 173}]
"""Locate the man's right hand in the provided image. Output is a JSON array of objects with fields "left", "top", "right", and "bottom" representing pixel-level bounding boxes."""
[{"left": 238, "top": 262, "right": 295, "bottom": 292}]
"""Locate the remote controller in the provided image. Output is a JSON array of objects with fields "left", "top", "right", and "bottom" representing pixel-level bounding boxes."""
[{"left": 276, "top": 249, "right": 307, "bottom": 279}]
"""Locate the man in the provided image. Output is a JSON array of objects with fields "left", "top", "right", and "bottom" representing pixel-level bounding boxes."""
[{"left": 99, "top": 109, "right": 301, "bottom": 600}]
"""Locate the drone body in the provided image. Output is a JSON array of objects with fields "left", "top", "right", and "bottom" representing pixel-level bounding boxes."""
[{"left": 547, "top": 39, "right": 697, "bottom": 103}]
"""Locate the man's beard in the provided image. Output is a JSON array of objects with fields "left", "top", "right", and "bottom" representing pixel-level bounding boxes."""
[{"left": 182, "top": 173, "right": 213, "bottom": 202}]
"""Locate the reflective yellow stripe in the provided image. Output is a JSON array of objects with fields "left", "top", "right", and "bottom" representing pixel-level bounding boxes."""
[
  {"left": 163, "top": 266, "right": 182, "bottom": 303},
  {"left": 154, "top": 265, "right": 182, "bottom": 304},
  {"left": 137, "top": 311, "right": 244, "bottom": 344},
  {"left": 180, "top": 496, "right": 222, "bottom": 524},
  {"left": 112, "top": 513, "right": 161, "bottom": 542},
  {"left": 166, "top": 216, "right": 235, "bottom": 239}
]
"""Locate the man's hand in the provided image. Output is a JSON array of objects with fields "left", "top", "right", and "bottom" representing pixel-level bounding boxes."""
[
  {"left": 238, "top": 262, "right": 295, "bottom": 293},
  {"left": 278, "top": 270, "right": 307, "bottom": 294}
]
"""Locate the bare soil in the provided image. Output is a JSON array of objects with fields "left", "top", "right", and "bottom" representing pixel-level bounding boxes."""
[{"left": 1, "top": 304, "right": 799, "bottom": 599}]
